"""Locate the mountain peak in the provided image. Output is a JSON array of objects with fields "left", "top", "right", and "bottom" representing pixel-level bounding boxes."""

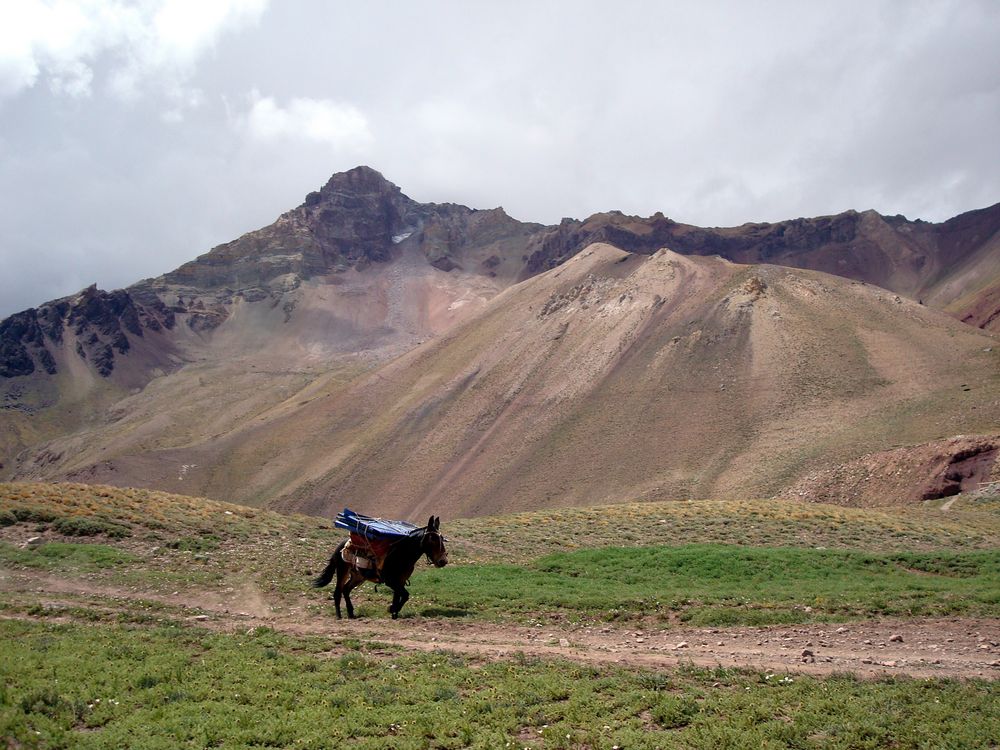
[{"left": 317, "top": 165, "right": 398, "bottom": 195}]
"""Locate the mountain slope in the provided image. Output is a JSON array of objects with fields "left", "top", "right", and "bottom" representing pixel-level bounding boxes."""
[
  {"left": 524, "top": 204, "right": 1000, "bottom": 332},
  {"left": 270, "top": 245, "right": 999, "bottom": 518},
  {"left": 15, "top": 244, "right": 996, "bottom": 517},
  {"left": 0, "top": 168, "right": 543, "bottom": 470}
]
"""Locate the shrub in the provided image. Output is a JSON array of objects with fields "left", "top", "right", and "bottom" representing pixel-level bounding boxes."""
[
  {"left": 53, "top": 516, "right": 131, "bottom": 539},
  {"left": 166, "top": 535, "right": 218, "bottom": 552},
  {"left": 19, "top": 688, "right": 72, "bottom": 720},
  {"left": 652, "top": 695, "right": 699, "bottom": 729},
  {"left": 10, "top": 507, "right": 57, "bottom": 524}
]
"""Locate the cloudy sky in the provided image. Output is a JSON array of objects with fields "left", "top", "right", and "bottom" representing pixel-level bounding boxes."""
[{"left": 1, "top": 0, "right": 998, "bottom": 317}]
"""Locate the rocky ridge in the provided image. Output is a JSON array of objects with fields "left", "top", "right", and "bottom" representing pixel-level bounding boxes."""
[
  {"left": 3, "top": 166, "right": 999, "bottom": 384},
  {"left": 131, "top": 166, "right": 543, "bottom": 331},
  {"left": 0, "top": 285, "right": 175, "bottom": 379},
  {"left": 525, "top": 206, "right": 1000, "bottom": 327}
]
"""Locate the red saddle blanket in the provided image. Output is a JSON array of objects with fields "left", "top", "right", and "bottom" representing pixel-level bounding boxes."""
[{"left": 348, "top": 532, "right": 392, "bottom": 562}]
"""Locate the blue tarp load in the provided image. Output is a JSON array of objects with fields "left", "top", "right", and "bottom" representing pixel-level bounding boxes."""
[{"left": 335, "top": 508, "right": 422, "bottom": 540}]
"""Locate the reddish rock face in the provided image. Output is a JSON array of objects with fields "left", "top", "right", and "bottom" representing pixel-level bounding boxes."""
[
  {"left": 783, "top": 436, "right": 1000, "bottom": 507},
  {"left": 919, "top": 442, "right": 999, "bottom": 501}
]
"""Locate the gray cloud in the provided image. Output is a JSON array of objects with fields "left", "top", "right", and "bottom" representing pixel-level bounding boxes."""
[{"left": 2, "top": 0, "right": 998, "bottom": 317}]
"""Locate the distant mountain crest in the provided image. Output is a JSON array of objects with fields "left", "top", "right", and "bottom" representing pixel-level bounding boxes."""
[{"left": 2, "top": 166, "right": 999, "bottom": 384}]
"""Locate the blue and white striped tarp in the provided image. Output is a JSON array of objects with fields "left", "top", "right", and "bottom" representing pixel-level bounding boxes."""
[{"left": 334, "top": 508, "right": 422, "bottom": 540}]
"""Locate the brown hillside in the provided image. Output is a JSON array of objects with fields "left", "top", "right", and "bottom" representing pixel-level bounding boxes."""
[
  {"left": 271, "top": 245, "right": 999, "bottom": 519},
  {"left": 21, "top": 243, "right": 996, "bottom": 519},
  {"left": 8, "top": 247, "right": 506, "bottom": 487},
  {"left": 781, "top": 435, "right": 1000, "bottom": 507}
]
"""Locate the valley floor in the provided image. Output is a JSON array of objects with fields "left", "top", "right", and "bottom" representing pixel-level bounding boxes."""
[
  {"left": 3, "top": 484, "right": 999, "bottom": 746},
  {"left": 2, "top": 567, "right": 997, "bottom": 681}
]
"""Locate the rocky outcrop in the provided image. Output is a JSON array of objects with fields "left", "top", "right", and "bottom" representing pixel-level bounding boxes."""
[
  {"left": 0, "top": 285, "right": 174, "bottom": 379},
  {"left": 0, "top": 309, "right": 54, "bottom": 378},
  {"left": 523, "top": 211, "right": 681, "bottom": 274},
  {"left": 918, "top": 441, "right": 999, "bottom": 501},
  {"left": 415, "top": 205, "right": 542, "bottom": 275},
  {"left": 782, "top": 435, "right": 1000, "bottom": 507}
]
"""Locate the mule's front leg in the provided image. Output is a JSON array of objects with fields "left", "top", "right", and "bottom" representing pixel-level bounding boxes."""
[{"left": 388, "top": 586, "right": 409, "bottom": 619}]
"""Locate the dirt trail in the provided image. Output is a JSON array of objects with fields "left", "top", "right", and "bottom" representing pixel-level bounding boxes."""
[
  {"left": 3, "top": 570, "right": 998, "bottom": 680},
  {"left": 940, "top": 495, "right": 960, "bottom": 511},
  {"left": 269, "top": 611, "right": 1000, "bottom": 680}
]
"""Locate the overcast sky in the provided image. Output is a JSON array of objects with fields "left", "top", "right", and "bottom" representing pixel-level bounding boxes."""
[{"left": 1, "top": 0, "right": 998, "bottom": 317}]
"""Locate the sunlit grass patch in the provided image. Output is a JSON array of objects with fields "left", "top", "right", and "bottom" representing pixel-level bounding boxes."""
[
  {"left": 445, "top": 497, "right": 1000, "bottom": 564},
  {"left": 5, "top": 482, "right": 1000, "bottom": 629},
  {"left": 0, "top": 482, "right": 337, "bottom": 598},
  {"left": 411, "top": 545, "right": 1000, "bottom": 626},
  {"left": 0, "top": 482, "right": 295, "bottom": 540},
  {"left": 0, "top": 542, "right": 136, "bottom": 571}
]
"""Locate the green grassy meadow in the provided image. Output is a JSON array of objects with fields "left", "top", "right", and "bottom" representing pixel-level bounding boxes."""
[
  {"left": 2, "top": 619, "right": 998, "bottom": 750},
  {"left": 410, "top": 545, "right": 1000, "bottom": 626}
]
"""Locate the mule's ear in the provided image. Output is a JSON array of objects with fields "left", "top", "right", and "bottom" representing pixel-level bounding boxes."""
[
  {"left": 427, "top": 515, "right": 435, "bottom": 530},
  {"left": 432, "top": 516, "right": 440, "bottom": 530}
]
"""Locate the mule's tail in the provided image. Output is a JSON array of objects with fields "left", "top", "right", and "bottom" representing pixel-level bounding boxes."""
[{"left": 312, "top": 540, "right": 347, "bottom": 588}]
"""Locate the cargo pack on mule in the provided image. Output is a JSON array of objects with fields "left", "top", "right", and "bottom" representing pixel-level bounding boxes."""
[
  {"left": 335, "top": 508, "right": 422, "bottom": 575},
  {"left": 312, "top": 508, "right": 448, "bottom": 619}
]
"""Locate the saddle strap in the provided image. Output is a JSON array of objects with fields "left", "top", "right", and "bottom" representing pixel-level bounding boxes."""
[{"left": 341, "top": 542, "right": 375, "bottom": 570}]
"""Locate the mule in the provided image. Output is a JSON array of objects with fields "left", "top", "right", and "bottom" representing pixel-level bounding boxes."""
[{"left": 312, "top": 515, "right": 448, "bottom": 619}]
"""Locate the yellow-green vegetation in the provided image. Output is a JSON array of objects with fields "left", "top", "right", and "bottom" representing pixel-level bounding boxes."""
[
  {"left": 412, "top": 545, "right": 1000, "bottom": 625},
  {"left": 0, "top": 482, "right": 331, "bottom": 601},
  {"left": 2, "top": 482, "right": 1000, "bottom": 627},
  {"left": 0, "top": 482, "right": 293, "bottom": 537},
  {"left": 2, "top": 619, "right": 998, "bottom": 750},
  {"left": 0, "top": 542, "right": 135, "bottom": 572},
  {"left": 444, "top": 496, "right": 1000, "bottom": 564}
]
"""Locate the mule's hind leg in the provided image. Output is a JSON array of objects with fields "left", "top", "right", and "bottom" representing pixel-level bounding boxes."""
[
  {"left": 333, "top": 580, "right": 343, "bottom": 620},
  {"left": 333, "top": 565, "right": 355, "bottom": 619},
  {"left": 342, "top": 574, "right": 363, "bottom": 619}
]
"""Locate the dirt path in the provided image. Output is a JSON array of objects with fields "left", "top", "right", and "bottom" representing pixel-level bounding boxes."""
[
  {"left": 269, "top": 611, "right": 1000, "bottom": 680},
  {"left": 3, "top": 570, "right": 998, "bottom": 680}
]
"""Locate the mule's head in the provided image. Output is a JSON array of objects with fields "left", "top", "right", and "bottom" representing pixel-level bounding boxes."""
[{"left": 422, "top": 515, "right": 448, "bottom": 567}]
